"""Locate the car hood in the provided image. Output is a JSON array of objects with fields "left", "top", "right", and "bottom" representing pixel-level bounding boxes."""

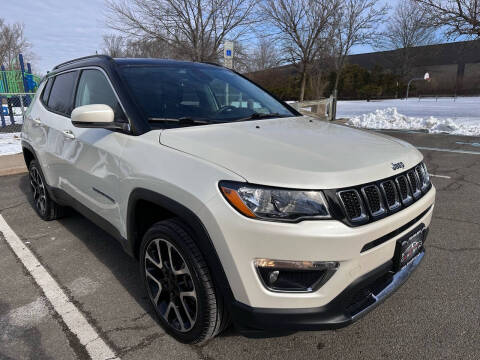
[{"left": 159, "top": 116, "right": 423, "bottom": 189}]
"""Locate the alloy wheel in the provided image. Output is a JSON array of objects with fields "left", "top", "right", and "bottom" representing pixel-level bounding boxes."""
[
  {"left": 144, "top": 238, "right": 197, "bottom": 332},
  {"left": 30, "top": 166, "right": 47, "bottom": 215}
]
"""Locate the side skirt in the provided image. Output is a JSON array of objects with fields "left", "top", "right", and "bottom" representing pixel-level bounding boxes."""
[{"left": 50, "top": 187, "right": 132, "bottom": 255}]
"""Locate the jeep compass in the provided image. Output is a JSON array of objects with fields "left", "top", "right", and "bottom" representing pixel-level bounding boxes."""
[{"left": 21, "top": 55, "right": 435, "bottom": 343}]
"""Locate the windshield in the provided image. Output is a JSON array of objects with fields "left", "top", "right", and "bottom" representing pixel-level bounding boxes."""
[{"left": 119, "top": 64, "right": 297, "bottom": 127}]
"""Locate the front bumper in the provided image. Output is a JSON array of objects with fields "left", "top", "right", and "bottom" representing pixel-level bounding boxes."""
[
  {"left": 230, "top": 249, "right": 425, "bottom": 334},
  {"left": 210, "top": 185, "right": 435, "bottom": 309}
]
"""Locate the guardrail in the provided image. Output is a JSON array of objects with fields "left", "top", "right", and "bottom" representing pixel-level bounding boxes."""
[{"left": 0, "top": 93, "right": 35, "bottom": 133}]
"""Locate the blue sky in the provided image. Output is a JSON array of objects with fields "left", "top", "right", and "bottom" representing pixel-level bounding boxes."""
[
  {"left": 4, "top": 0, "right": 393, "bottom": 74},
  {"left": 3, "top": 0, "right": 110, "bottom": 73}
]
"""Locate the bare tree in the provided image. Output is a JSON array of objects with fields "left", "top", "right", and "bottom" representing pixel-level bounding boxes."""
[
  {"left": 102, "top": 34, "right": 126, "bottom": 57},
  {"left": 0, "top": 18, "right": 31, "bottom": 67},
  {"left": 106, "top": 0, "right": 258, "bottom": 62},
  {"left": 413, "top": 0, "right": 480, "bottom": 38},
  {"left": 384, "top": 0, "right": 437, "bottom": 49},
  {"left": 261, "top": 0, "right": 338, "bottom": 101},
  {"left": 101, "top": 34, "right": 174, "bottom": 58},
  {"left": 243, "top": 37, "right": 282, "bottom": 72},
  {"left": 330, "top": 0, "right": 388, "bottom": 115},
  {"left": 381, "top": 0, "right": 437, "bottom": 77},
  {"left": 125, "top": 37, "right": 174, "bottom": 58}
]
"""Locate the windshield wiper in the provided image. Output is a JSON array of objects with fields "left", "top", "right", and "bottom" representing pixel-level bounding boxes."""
[
  {"left": 232, "top": 112, "right": 287, "bottom": 122},
  {"left": 148, "top": 117, "right": 212, "bottom": 125}
]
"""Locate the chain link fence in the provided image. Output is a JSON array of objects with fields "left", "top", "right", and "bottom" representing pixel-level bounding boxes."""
[{"left": 0, "top": 93, "right": 35, "bottom": 133}]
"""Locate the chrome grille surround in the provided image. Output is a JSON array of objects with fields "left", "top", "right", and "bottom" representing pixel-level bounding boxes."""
[
  {"left": 395, "top": 175, "right": 413, "bottom": 205},
  {"left": 361, "top": 185, "right": 386, "bottom": 217},
  {"left": 380, "top": 180, "right": 401, "bottom": 211},
  {"left": 331, "top": 162, "right": 432, "bottom": 227},
  {"left": 407, "top": 170, "right": 422, "bottom": 199},
  {"left": 415, "top": 164, "right": 429, "bottom": 192},
  {"left": 337, "top": 189, "right": 368, "bottom": 223}
]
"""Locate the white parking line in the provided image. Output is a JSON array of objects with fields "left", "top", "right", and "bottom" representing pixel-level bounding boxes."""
[
  {"left": 0, "top": 215, "right": 119, "bottom": 360},
  {"left": 417, "top": 146, "right": 480, "bottom": 155},
  {"left": 429, "top": 174, "right": 451, "bottom": 179}
]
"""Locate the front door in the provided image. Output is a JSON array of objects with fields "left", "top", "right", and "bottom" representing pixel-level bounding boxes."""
[{"left": 60, "top": 68, "right": 129, "bottom": 232}]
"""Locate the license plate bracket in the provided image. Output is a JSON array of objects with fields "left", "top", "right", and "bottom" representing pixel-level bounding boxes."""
[{"left": 393, "top": 225, "right": 425, "bottom": 271}]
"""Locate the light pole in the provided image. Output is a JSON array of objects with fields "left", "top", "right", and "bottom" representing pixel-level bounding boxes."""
[{"left": 406, "top": 72, "right": 430, "bottom": 100}]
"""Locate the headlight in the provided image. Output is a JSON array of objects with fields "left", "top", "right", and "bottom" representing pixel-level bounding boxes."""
[{"left": 219, "top": 181, "right": 331, "bottom": 221}]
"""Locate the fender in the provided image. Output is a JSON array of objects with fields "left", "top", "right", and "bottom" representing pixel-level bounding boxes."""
[
  {"left": 21, "top": 140, "right": 37, "bottom": 165},
  {"left": 126, "top": 188, "right": 235, "bottom": 303}
]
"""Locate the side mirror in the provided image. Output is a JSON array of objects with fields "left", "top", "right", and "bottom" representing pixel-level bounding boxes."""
[{"left": 71, "top": 104, "right": 128, "bottom": 131}]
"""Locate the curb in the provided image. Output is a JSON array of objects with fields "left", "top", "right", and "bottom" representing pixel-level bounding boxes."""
[
  {"left": 0, "top": 153, "right": 27, "bottom": 177},
  {"left": 0, "top": 165, "right": 27, "bottom": 177}
]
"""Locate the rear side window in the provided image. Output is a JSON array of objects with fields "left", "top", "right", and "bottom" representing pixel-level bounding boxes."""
[
  {"left": 41, "top": 78, "right": 54, "bottom": 104},
  {"left": 75, "top": 69, "right": 124, "bottom": 121},
  {"left": 48, "top": 71, "right": 77, "bottom": 116}
]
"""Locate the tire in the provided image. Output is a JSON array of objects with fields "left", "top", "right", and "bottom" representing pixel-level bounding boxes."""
[
  {"left": 140, "top": 219, "right": 228, "bottom": 344},
  {"left": 28, "top": 160, "right": 64, "bottom": 221}
]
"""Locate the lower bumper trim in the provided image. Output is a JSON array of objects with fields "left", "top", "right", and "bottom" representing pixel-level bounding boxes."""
[{"left": 230, "top": 250, "right": 425, "bottom": 334}]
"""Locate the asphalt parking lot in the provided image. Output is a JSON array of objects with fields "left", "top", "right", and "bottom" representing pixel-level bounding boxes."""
[{"left": 0, "top": 130, "right": 479, "bottom": 360}]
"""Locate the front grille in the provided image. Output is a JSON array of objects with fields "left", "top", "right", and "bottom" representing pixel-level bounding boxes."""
[
  {"left": 407, "top": 170, "right": 422, "bottom": 199},
  {"left": 395, "top": 175, "right": 413, "bottom": 205},
  {"left": 380, "top": 180, "right": 401, "bottom": 211},
  {"left": 415, "top": 165, "right": 428, "bottom": 191},
  {"left": 337, "top": 190, "right": 367, "bottom": 222},
  {"left": 333, "top": 162, "right": 431, "bottom": 226},
  {"left": 361, "top": 185, "right": 385, "bottom": 217}
]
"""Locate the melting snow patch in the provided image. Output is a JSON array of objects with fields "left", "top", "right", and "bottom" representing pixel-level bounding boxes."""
[
  {"left": 0, "top": 132, "right": 22, "bottom": 155},
  {"left": 347, "top": 107, "right": 480, "bottom": 136}
]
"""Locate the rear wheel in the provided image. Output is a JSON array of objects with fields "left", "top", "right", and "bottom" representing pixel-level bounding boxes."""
[
  {"left": 28, "top": 160, "right": 64, "bottom": 220},
  {"left": 140, "top": 219, "right": 227, "bottom": 343}
]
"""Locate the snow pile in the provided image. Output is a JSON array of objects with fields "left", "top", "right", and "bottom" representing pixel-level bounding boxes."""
[
  {"left": 347, "top": 107, "right": 480, "bottom": 136},
  {"left": 0, "top": 132, "right": 22, "bottom": 155}
]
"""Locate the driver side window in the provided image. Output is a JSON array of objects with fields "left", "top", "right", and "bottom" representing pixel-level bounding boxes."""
[{"left": 75, "top": 69, "right": 125, "bottom": 122}]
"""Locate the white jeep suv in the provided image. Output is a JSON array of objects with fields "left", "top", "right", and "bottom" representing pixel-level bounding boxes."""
[{"left": 22, "top": 55, "right": 435, "bottom": 343}]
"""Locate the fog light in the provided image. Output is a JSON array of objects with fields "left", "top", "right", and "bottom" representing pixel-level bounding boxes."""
[
  {"left": 254, "top": 259, "right": 338, "bottom": 292},
  {"left": 268, "top": 270, "right": 280, "bottom": 285}
]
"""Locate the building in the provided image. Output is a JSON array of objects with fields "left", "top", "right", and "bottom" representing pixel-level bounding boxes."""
[
  {"left": 248, "top": 40, "right": 480, "bottom": 98},
  {"left": 347, "top": 40, "right": 480, "bottom": 95}
]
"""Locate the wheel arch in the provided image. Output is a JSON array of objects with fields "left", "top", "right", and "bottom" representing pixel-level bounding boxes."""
[
  {"left": 21, "top": 140, "right": 37, "bottom": 167},
  {"left": 126, "top": 188, "right": 235, "bottom": 303}
]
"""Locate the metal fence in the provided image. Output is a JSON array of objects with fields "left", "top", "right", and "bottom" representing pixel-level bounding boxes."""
[
  {"left": 0, "top": 93, "right": 35, "bottom": 133},
  {"left": 289, "top": 97, "right": 335, "bottom": 121}
]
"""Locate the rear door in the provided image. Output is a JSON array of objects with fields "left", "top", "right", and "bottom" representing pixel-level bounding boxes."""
[
  {"left": 36, "top": 71, "right": 79, "bottom": 188},
  {"left": 24, "top": 79, "right": 52, "bottom": 179}
]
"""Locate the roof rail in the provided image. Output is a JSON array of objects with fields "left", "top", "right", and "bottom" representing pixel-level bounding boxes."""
[{"left": 53, "top": 54, "right": 113, "bottom": 70}]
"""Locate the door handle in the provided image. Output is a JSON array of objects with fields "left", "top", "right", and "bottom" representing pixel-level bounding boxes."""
[
  {"left": 62, "top": 130, "right": 75, "bottom": 139},
  {"left": 31, "top": 117, "right": 42, "bottom": 126}
]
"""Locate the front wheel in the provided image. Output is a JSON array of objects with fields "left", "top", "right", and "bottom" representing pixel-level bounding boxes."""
[{"left": 140, "top": 219, "right": 228, "bottom": 344}]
